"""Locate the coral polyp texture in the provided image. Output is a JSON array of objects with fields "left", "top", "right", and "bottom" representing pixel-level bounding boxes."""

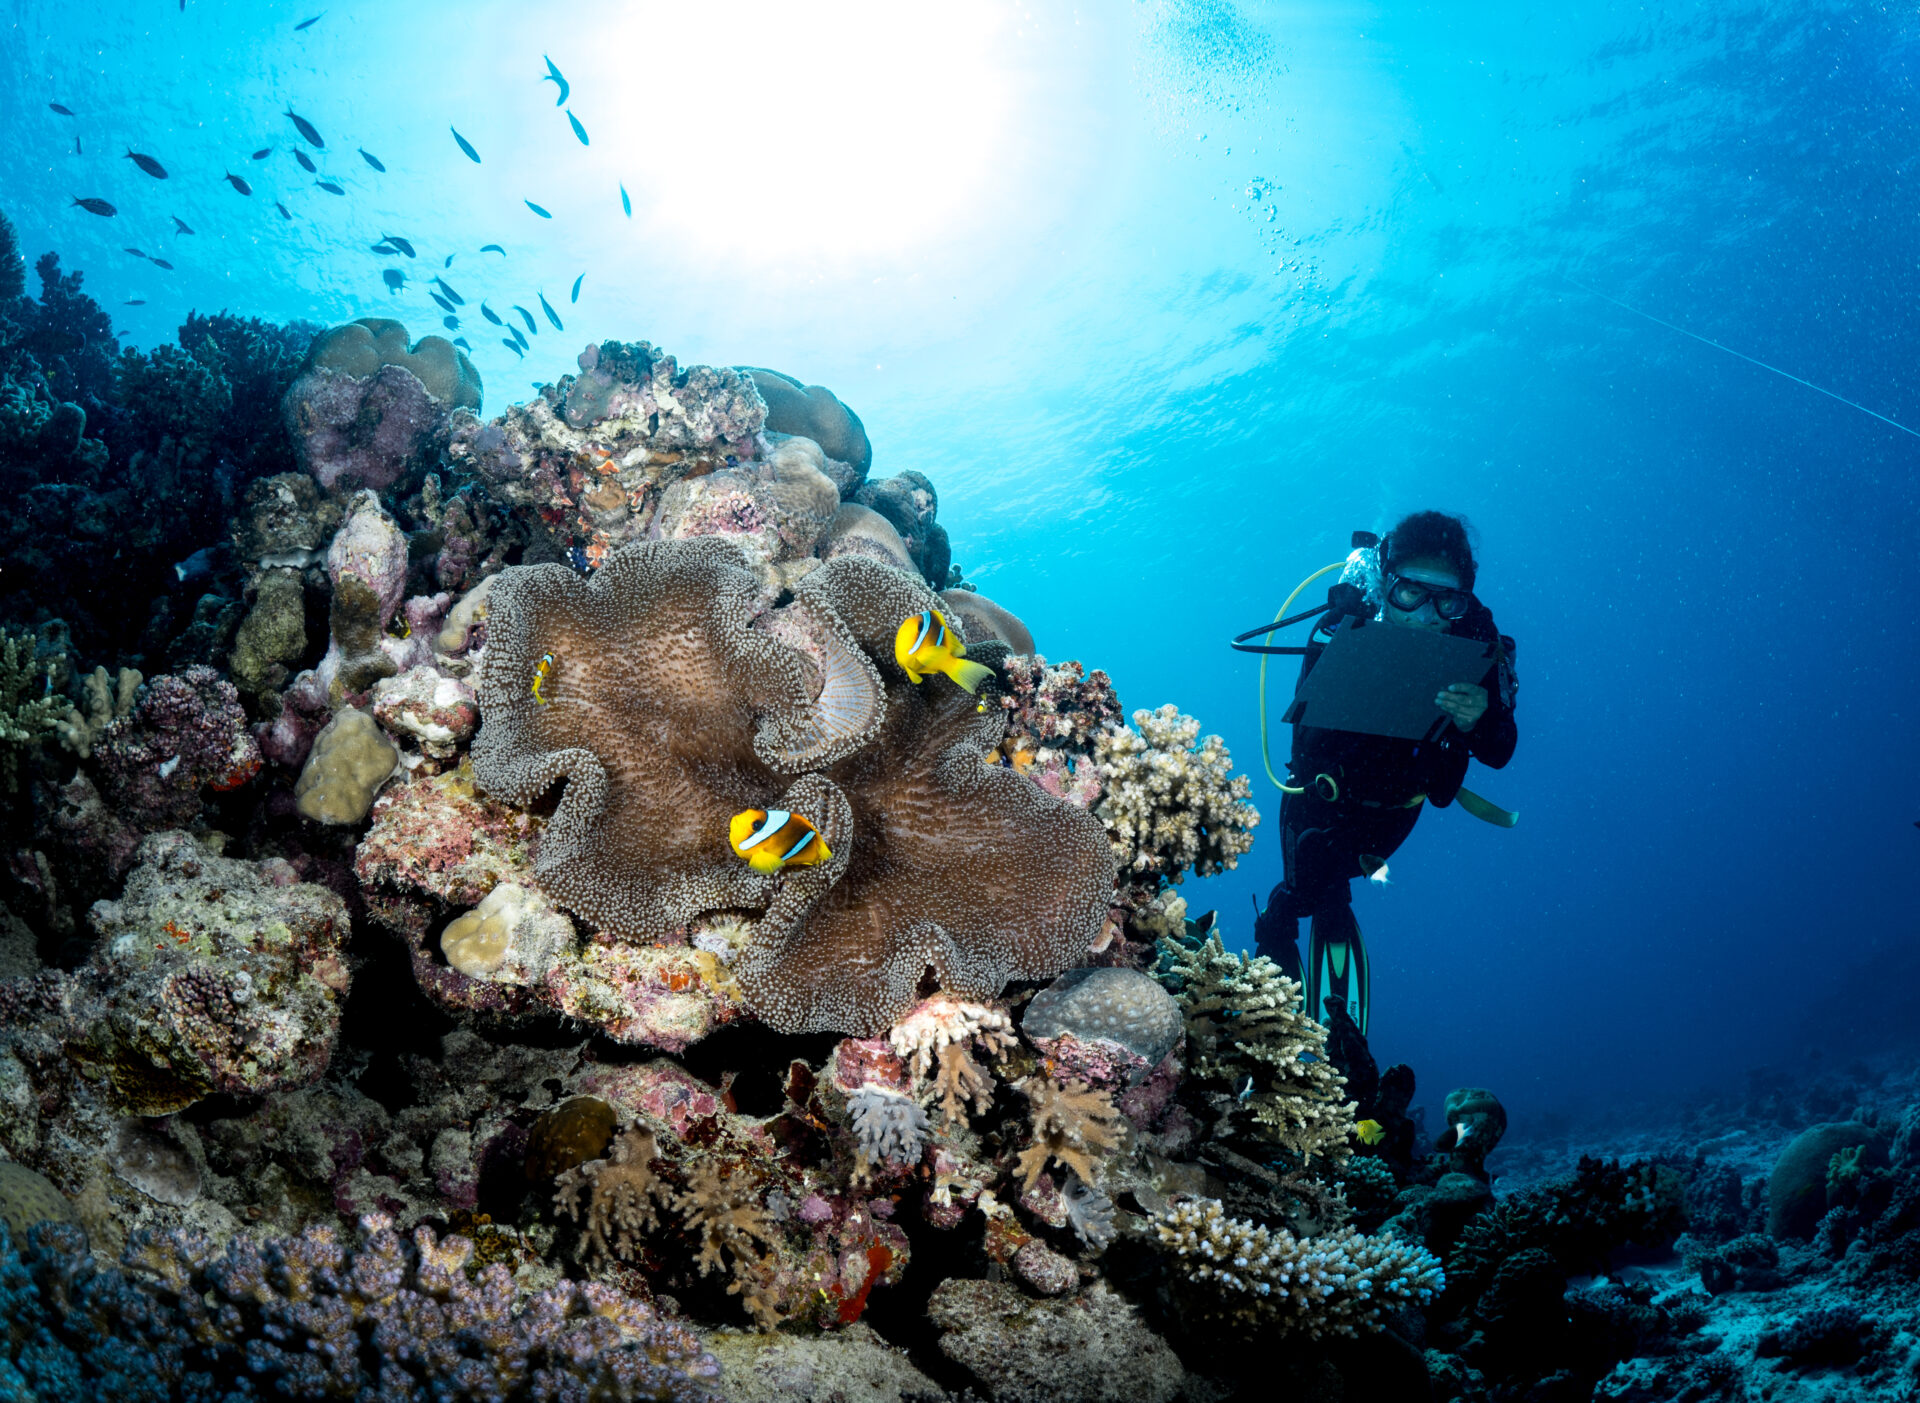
[
  {"left": 470, "top": 539, "right": 1116, "bottom": 1036},
  {"left": 1152, "top": 1196, "right": 1444, "bottom": 1337},
  {"left": 0, "top": 1215, "right": 720, "bottom": 1402}
]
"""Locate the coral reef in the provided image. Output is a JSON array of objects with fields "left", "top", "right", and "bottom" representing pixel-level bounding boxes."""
[
  {"left": 91, "top": 665, "right": 262, "bottom": 827},
  {"left": 0, "top": 1215, "right": 720, "bottom": 1401},
  {"left": 1096, "top": 704, "right": 1259, "bottom": 885},
  {"left": 0, "top": 629, "right": 61, "bottom": 790}
]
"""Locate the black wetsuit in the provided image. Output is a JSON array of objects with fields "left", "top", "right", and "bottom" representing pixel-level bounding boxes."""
[{"left": 1252, "top": 592, "right": 1517, "bottom": 980}]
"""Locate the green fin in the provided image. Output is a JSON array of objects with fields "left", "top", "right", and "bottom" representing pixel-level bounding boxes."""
[{"left": 1456, "top": 786, "right": 1519, "bottom": 827}]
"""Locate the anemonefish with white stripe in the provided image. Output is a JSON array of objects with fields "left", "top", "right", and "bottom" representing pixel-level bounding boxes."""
[
  {"left": 728, "top": 808, "right": 832, "bottom": 874},
  {"left": 894, "top": 610, "right": 994, "bottom": 695}
]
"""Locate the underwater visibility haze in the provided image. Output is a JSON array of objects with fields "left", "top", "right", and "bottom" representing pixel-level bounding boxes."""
[{"left": 1, "top": 1, "right": 1918, "bottom": 1400}]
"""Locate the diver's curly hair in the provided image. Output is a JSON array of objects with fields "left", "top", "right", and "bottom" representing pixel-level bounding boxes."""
[{"left": 1382, "top": 511, "right": 1477, "bottom": 591}]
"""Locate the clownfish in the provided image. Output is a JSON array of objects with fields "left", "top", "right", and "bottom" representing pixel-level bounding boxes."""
[
  {"left": 1355, "top": 1118, "right": 1387, "bottom": 1146},
  {"left": 894, "top": 610, "right": 993, "bottom": 695},
  {"left": 729, "top": 809, "right": 831, "bottom": 874},
  {"left": 531, "top": 652, "right": 556, "bottom": 704}
]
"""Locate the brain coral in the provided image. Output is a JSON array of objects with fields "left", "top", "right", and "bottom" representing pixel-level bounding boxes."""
[{"left": 469, "top": 539, "right": 1115, "bottom": 1036}]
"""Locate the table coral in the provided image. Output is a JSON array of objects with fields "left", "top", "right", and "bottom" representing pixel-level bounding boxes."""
[
  {"left": 1096, "top": 703, "right": 1259, "bottom": 884},
  {"left": 1152, "top": 1196, "right": 1444, "bottom": 1338},
  {"left": 0, "top": 1214, "right": 720, "bottom": 1402}
]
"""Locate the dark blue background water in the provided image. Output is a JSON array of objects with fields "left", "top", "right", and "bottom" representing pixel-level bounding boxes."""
[{"left": 4, "top": 0, "right": 1915, "bottom": 1126}]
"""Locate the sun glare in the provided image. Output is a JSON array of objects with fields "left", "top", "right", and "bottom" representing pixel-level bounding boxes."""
[{"left": 610, "top": 1, "right": 1014, "bottom": 266}]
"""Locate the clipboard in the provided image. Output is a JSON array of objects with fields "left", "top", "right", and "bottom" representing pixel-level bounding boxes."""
[{"left": 1281, "top": 617, "right": 1494, "bottom": 740}]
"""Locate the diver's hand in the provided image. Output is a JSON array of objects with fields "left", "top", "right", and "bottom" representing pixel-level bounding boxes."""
[{"left": 1436, "top": 682, "right": 1487, "bottom": 732}]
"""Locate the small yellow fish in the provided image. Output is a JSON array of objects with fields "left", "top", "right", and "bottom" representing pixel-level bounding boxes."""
[
  {"left": 895, "top": 610, "right": 993, "bottom": 695},
  {"left": 385, "top": 612, "right": 411, "bottom": 640},
  {"left": 729, "top": 808, "right": 831, "bottom": 874},
  {"left": 1355, "top": 1118, "right": 1386, "bottom": 1146},
  {"left": 531, "top": 651, "right": 556, "bottom": 704}
]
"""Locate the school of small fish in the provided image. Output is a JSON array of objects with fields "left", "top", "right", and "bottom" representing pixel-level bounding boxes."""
[{"left": 49, "top": 37, "right": 617, "bottom": 351}]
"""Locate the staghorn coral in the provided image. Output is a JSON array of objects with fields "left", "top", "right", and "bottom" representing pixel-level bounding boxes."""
[
  {"left": 1159, "top": 929, "right": 1354, "bottom": 1165},
  {"left": 0, "top": 628, "right": 62, "bottom": 790},
  {"left": 0, "top": 1214, "right": 720, "bottom": 1402},
  {"left": 1152, "top": 1195, "right": 1444, "bottom": 1338},
  {"left": 1014, "top": 1076, "right": 1124, "bottom": 1192},
  {"left": 1096, "top": 704, "right": 1259, "bottom": 884}
]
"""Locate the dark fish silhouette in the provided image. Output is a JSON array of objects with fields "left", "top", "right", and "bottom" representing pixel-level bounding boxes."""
[
  {"left": 125, "top": 247, "right": 149, "bottom": 259},
  {"left": 481, "top": 243, "right": 505, "bottom": 256},
  {"left": 224, "top": 172, "right": 253, "bottom": 195},
  {"left": 539, "top": 291, "right": 563, "bottom": 330},
  {"left": 252, "top": 147, "right": 272, "bottom": 160},
  {"left": 372, "top": 241, "right": 398, "bottom": 255},
  {"left": 513, "top": 305, "right": 538, "bottom": 335},
  {"left": 453, "top": 337, "right": 472, "bottom": 351},
  {"left": 125, "top": 298, "right": 147, "bottom": 305},
  {"left": 359, "top": 148, "right": 385, "bottom": 171},
  {"left": 542, "top": 55, "right": 569, "bottom": 106},
  {"left": 49, "top": 103, "right": 75, "bottom": 116},
  {"left": 431, "top": 292, "right": 454, "bottom": 313},
  {"left": 151, "top": 257, "right": 174, "bottom": 270},
  {"left": 277, "top": 202, "right": 293, "bottom": 219},
  {"left": 294, "top": 149, "right": 317, "bottom": 172},
  {"left": 172, "top": 215, "right": 195, "bottom": 234},
  {"left": 381, "top": 234, "right": 416, "bottom": 258},
  {"left": 71, "top": 197, "right": 116, "bottom": 216},
  {"left": 511, "top": 324, "right": 530, "bottom": 351},
  {"left": 125, "top": 150, "right": 169, "bottom": 178},
  {"left": 619, "top": 182, "right": 631, "bottom": 217},
  {"left": 567, "top": 111, "right": 588, "bottom": 145},
  {"left": 286, "top": 107, "right": 324, "bottom": 147},
  {"left": 316, "top": 180, "right": 345, "bottom": 195},
  {"left": 442, "top": 315, "right": 460, "bottom": 331},
  {"left": 570, "top": 272, "right": 583, "bottom": 303},
  {"left": 503, "top": 338, "right": 524, "bottom": 357},
  {"left": 295, "top": 12, "right": 324, "bottom": 29},
  {"left": 444, "top": 254, "right": 454, "bottom": 268},
  {"left": 383, "top": 269, "right": 405, "bottom": 292},
  {"left": 434, "top": 277, "right": 465, "bottom": 305},
  {"left": 525, "top": 200, "right": 552, "bottom": 219},
  {"left": 75, "top": 136, "right": 83, "bottom": 155},
  {"left": 452, "top": 128, "right": 481, "bottom": 162},
  {"left": 480, "top": 302, "right": 504, "bottom": 326}
]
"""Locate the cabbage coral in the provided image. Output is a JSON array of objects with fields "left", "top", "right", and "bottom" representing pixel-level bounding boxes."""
[{"left": 1096, "top": 704, "right": 1259, "bottom": 883}]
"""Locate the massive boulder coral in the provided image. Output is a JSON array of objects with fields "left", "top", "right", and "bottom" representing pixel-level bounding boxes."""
[
  {"left": 469, "top": 538, "right": 1116, "bottom": 1037},
  {"left": 283, "top": 318, "right": 481, "bottom": 494}
]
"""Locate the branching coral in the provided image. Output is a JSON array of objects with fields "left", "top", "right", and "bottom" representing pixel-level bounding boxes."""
[
  {"left": 1152, "top": 1196, "right": 1444, "bottom": 1338},
  {"left": 557, "top": 1124, "right": 674, "bottom": 1264},
  {"left": 1014, "top": 1076, "right": 1124, "bottom": 1192},
  {"left": 848, "top": 1087, "right": 930, "bottom": 1173},
  {"left": 0, "top": 1215, "right": 721, "bottom": 1401},
  {"left": 1096, "top": 705, "right": 1259, "bottom": 883},
  {"left": 0, "top": 629, "right": 61, "bottom": 791},
  {"left": 1159, "top": 930, "right": 1354, "bottom": 1166},
  {"left": 888, "top": 994, "right": 1016, "bottom": 1126}
]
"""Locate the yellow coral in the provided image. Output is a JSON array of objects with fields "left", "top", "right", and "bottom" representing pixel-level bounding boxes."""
[{"left": 1013, "top": 1076, "right": 1123, "bottom": 1191}]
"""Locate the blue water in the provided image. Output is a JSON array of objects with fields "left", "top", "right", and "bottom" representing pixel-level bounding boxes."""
[{"left": 5, "top": 0, "right": 1917, "bottom": 1125}]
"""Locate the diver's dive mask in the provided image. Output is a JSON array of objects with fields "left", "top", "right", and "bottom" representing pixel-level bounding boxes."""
[{"left": 1383, "top": 574, "right": 1473, "bottom": 620}]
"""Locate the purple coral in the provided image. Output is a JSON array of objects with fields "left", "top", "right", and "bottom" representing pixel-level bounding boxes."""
[
  {"left": 92, "top": 666, "right": 262, "bottom": 828},
  {"left": 0, "top": 1215, "right": 720, "bottom": 1401},
  {"left": 285, "top": 362, "right": 451, "bottom": 494}
]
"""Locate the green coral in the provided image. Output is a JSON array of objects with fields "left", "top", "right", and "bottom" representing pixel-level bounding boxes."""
[
  {"left": 0, "top": 629, "right": 62, "bottom": 791},
  {"left": 1157, "top": 928, "right": 1353, "bottom": 1166}
]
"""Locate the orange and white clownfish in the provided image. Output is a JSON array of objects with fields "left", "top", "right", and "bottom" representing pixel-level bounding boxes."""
[
  {"left": 531, "top": 651, "right": 556, "bottom": 704},
  {"left": 728, "top": 808, "right": 831, "bottom": 874},
  {"left": 894, "top": 609, "right": 993, "bottom": 695}
]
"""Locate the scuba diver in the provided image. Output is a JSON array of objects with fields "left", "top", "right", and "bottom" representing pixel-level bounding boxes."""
[{"left": 1244, "top": 511, "right": 1517, "bottom": 1034}]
